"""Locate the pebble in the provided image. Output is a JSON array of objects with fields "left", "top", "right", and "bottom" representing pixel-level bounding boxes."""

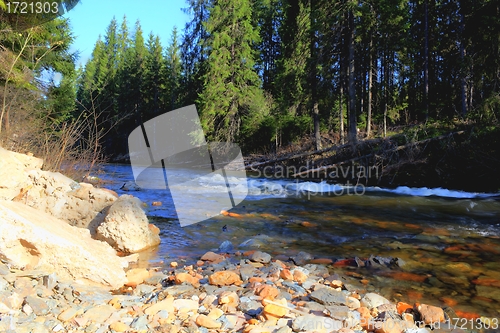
[
  {"left": 25, "top": 295, "right": 50, "bottom": 316},
  {"left": 310, "top": 287, "right": 348, "bottom": 305},
  {"left": 218, "top": 240, "right": 234, "bottom": 253},
  {"left": 262, "top": 298, "right": 288, "bottom": 319},
  {"left": 250, "top": 251, "right": 272, "bottom": 264},
  {"left": 208, "top": 270, "right": 242, "bottom": 286},
  {"left": 417, "top": 303, "right": 445, "bottom": 324},
  {"left": 196, "top": 314, "right": 222, "bottom": 329},
  {"left": 361, "top": 292, "right": 392, "bottom": 309}
]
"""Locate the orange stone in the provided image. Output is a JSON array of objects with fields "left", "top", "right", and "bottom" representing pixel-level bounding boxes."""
[
  {"left": 384, "top": 272, "right": 428, "bottom": 283},
  {"left": 280, "top": 269, "right": 293, "bottom": 281},
  {"left": 417, "top": 304, "right": 445, "bottom": 324},
  {"left": 196, "top": 314, "right": 222, "bottom": 329},
  {"left": 249, "top": 276, "right": 264, "bottom": 283},
  {"left": 209, "top": 271, "right": 242, "bottom": 286},
  {"left": 255, "top": 285, "right": 279, "bottom": 300},
  {"left": 293, "top": 270, "right": 308, "bottom": 283},
  {"left": 300, "top": 221, "right": 317, "bottom": 227},
  {"left": 471, "top": 277, "right": 500, "bottom": 288},
  {"left": 219, "top": 291, "right": 239, "bottom": 307},
  {"left": 334, "top": 259, "right": 355, "bottom": 267},
  {"left": 309, "top": 258, "right": 334, "bottom": 265},
  {"left": 357, "top": 307, "right": 372, "bottom": 330},
  {"left": 396, "top": 302, "right": 413, "bottom": 315},
  {"left": 175, "top": 272, "right": 200, "bottom": 287},
  {"left": 220, "top": 210, "right": 242, "bottom": 217},
  {"left": 262, "top": 298, "right": 288, "bottom": 320},
  {"left": 439, "top": 297, "right": 458, "bottom": 307}
]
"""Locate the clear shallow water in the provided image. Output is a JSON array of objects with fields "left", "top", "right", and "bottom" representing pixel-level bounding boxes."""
[{"left": 99, "top": 164, "right": 500, "bottom": 319}]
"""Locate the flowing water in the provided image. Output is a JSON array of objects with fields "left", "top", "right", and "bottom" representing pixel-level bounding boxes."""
[{"left": 100, "top": 164, "right": 500, "bottom": 321}]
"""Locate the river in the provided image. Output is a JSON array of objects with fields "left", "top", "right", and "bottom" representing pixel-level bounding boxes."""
[{"left": 100, "top": 164, "right": 500, "bottom": 321}]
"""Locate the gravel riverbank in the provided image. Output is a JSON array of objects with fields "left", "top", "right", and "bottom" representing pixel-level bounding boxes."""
[{"left": 0, "top": 249, "right": 483, "bottom": 333}]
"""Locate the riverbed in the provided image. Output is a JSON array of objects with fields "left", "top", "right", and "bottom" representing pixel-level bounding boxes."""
[{"left": 100, "top": 164, "right": 500, "bottom": 320}]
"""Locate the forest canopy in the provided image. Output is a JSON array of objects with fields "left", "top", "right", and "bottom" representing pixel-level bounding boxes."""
[{"left": 1, "top": 0, "right": 499, "bottom": 164}]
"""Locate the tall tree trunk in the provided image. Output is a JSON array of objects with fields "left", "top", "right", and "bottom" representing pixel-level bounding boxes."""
[
  {"left": 366, "top": 32, "right": 373, "bottom": 137},
  {"left": 339, "top": 68, "right": 345, "bottom": 145},
  {"left": 310, "top": 0, "right": 321, "bottom": 150},
  {"left": 459, "top": 8, "right": 467, "bottom": 117},
  {"left": 347, "top": 10, "right": 357, "bottom": 144},
  {"left": 313, "top": 103, "right": 321, "bottom": 149},
  {"left": 383, "top": 48, "right": 388, "bottom": 138},
  {"left": 423, "top": 0, "right": 429, "bottom": 121}
]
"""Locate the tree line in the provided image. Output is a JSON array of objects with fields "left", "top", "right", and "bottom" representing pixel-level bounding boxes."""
[
  {"left": 78, "top": 0, "right": 499, "bottom": 156},
  {"left": 1, "top": 0, "right": 499, "bottom": 162}
]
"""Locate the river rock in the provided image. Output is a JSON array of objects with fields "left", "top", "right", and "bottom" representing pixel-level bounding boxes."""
[
  {"left": 291, "top": 251, "right": 313, "bottom": 266},
  {"left": 250, "top": 251, "right": 272, "bottom": 264},
  {"left": 361, "top": 292, "right": 392, "bottom": 309},
  {"left": 416, "top": 304, "right": 445, "bottom": 324},
  {"left": 310, "top": 288, "right": 347, "bottom": 306},
  {"left": 95, "top": 195, "right": 160, "bottom": 253},
  {"left": 218, "top": 240, "right": 234, "bottom": 253},
  {"left": 196, "top": 314, "right": 222, "bottom": 329},
  {"left": 209, "top": 271, "right": 243, "bottom": 286},
  {"left": 120, "top": 181, "right": 141, "bottom": 191},
  {"left": 262, "top": 298, "right": 288, "bottom": 319},
  {"left": 0, "top": 200, "right": 127, "bottom": 289}
]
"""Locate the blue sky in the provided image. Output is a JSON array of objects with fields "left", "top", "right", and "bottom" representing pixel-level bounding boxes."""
[{"left": 63, "top": 0, "right": 190, "bottom": 67}]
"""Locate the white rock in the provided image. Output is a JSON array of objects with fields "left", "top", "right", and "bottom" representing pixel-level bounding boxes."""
[
  {"left": 360, "top": 292, "right": 391, "bottom": 309},
  {"left": 0, "top": 147, "right": 43, "bottom": 200},
  {"left": 0, "top": 200, "right": 126, "bottom": 289},
  {"left": 95, "top": 195, "right": 160, "bottom": 253},
  {"left": 26, "top": 171, "right": 117, "bottom": 233}
]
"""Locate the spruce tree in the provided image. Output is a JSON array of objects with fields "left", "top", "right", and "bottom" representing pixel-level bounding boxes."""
[{"left": 198, "top": 0, "right": 265, "bottom": 144}]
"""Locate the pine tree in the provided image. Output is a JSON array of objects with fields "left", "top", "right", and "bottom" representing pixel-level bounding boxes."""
[
  {"left": 180, "top": 0, "right": 211, "bottom": 106},
  {"left": 164, "top": 27, "right": 182, "bottom": 111},
  {"left": 198, "top": 0, "right": 266, "bottom": 144},
  {"left": 143, "top": 33, "right": 165, "bottom": 119}
]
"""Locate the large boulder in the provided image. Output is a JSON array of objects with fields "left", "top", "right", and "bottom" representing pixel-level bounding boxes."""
[
  {"left": 26, "top": 170, "right": 117, "bottom": 233},
  {"left": 0, "top": 148, "right": 117, "bottom": 233},
  {"left": 0, "top": 147, "right": 43, "bottom": 200},
  {"left": 96, "top": 195, "right": 161, "bottom": 253},
  {"left": 0, "top": 200, "right": 127, "bottom": 289}
]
